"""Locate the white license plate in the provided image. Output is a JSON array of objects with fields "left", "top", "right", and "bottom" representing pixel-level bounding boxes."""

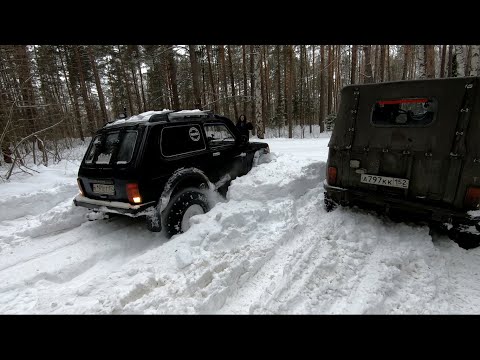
[
  {"left": 360, "top": 174, "right": 409, "bottom": 189},
  {"left": 92, "top": 183, "right": 115, "bottom": 195}
]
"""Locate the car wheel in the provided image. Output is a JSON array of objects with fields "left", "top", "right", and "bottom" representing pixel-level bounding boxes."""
[{"left": 164, "top": 188, "right": 210, "bottom": 237}]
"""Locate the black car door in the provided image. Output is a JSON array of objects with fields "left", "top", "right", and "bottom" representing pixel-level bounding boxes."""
[{"left": 203, "top": 122, "right": 246, "bottom": 185}]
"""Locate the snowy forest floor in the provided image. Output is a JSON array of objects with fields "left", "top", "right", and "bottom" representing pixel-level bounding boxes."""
[{"left": 1, "top": 134, "right": 480, "bottom": 314}]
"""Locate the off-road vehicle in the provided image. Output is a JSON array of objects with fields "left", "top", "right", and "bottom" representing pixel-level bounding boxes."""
[
  {"left": 73, "top": 110, "right": 269, "bottom": 236},
  {"left": 324, "top": 77, "right": 480, "bottom": 247}
]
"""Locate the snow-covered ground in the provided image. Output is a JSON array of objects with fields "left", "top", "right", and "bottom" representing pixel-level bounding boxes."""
[{"left": 1, "top": 135, "right": 480, "bottom": 314}]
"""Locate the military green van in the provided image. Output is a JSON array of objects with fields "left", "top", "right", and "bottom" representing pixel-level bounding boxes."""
[{"left": 324, "top": 77, "right": 480, "bottom": 248}]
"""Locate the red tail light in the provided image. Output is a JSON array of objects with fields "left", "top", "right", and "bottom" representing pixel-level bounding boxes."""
[
  {"left": 126, "top": 183, "right": 142, "bottom": 204},
  {"left": 464, "top": 186, "right": 480, "bottom": 209},
  {"left": 77, "top": 178, "right": 85, "bottom": 196},
  {"left": 327, "top": 166, "right": 337, "bottom": 185}
]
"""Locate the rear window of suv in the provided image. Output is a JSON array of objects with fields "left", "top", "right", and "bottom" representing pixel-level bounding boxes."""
[
  {"left": 371, "top": 98, "right": 437, "bottom": 127},
  {"left": 84, "top": 130, "right": 138, "bottom": 165}
]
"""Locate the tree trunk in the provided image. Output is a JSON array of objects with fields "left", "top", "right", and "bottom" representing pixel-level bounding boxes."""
[
  {"left": 276, "top": 45, "right": 283, "bottom": 129},
  {"left": 470, "top": 45, "right": 480, "bottom": 76},
  {"left": 465, "top": 45, "right": 472, "bottom": 76},
  {"left": 379, "top": 45, "right": 386, "bottom": 82},
  {"left": 227, "top": 45, "right": 239, "bottom": 120},
  {"left": 188, "top": 45, "right": 202, "bottom": 109},
  {"left": 311, "top": 45, "right": 316, "bottom": 127},
  {"left": 440, "top": 45, "right": 447, "bottom": 78},
  {"left": 218, "top": 45, "right": 229, "bottom": 116},
  {"left": 206, "top": 45, "right": 218, "bottom": 112},
  {"left": 263, "top": 46, "right": 270, "bottom": 133},
  {"left": 242, "top": 45, "right": 248, "bottom": 118},
  {"left": 15, "top": 45, "right": 38, "bottom": 138},
  {"left": 386, "top": 45, "right": 391, "bottom": 81},
  {"left": 59, "top": 45, "right": 84, "bottom": 140},
  {"left": 166, "top": 46, "right": 180, "bottom": 109},
  {"left": 88, "top": 46, "right": 109, "bottom": 122},
  {"left": 417, "top": 45, "right": 426, "bottom": 79},
  {"left": 285, "top": 45, "right": 293, "bottom": 138},
  {"left": 135, "top": 46, "right": 147, "bottom": 112},
  {"left": 351, "top": 45, "right": 357, "bottom": 84},
  {"left": 130, "top": 60, "right": 142, "bottom": 114},
  {"left": 363, "top": 45, "right": 373, "bottom": 83},
  {"left": 373, "top": 45, "right": 379, "bottom": 82},
  {"left": 74, "top": 46, "right": 96, "bottom": 135},
  {"left": 447, "top": 45, "right": 453, "bottom": 77},
  {"left": 254, "top": 45, "right": 264, "bottom": 138},
  {"left": 249, "top": 45, "right": 256, "bottom": 134},
  {"left": 425, "top": 45, "right": 435, "bottom": 78},
  {"left": 455, "top": 45, "right": 466, "bottom": 77},
  {"left": 118, "top": 46, "right": 134, "bottom": 116},
  {"left": 319, "top": 45, "right": 325, "bottom": 132},
  {"left": 299, "top": 45, "right": 305, "bottom": 134},
  {"left": 327, "top": 45, "right": 333, "bottom": 113}
]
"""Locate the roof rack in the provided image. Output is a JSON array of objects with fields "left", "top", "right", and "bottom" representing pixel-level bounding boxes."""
[{"left": 148, "top": 110, "right": 175, "bottom": 123}]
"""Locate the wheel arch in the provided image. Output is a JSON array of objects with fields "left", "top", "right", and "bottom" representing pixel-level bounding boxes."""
[{"left": 158, "top": 167, "right": 214, "bottom": 213}]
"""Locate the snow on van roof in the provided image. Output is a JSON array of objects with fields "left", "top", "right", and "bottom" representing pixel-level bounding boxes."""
[{"left": 104, "top": 109, "right": 172, "bottom": 127}]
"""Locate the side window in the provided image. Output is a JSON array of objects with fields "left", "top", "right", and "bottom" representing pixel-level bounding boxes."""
[
  {"left": 204, "top": 124, "right": 235, "bottom": 148},
  {"left": 116, "top": 131, "right": 138, "bottom": 164},
  {"left": 161, "top": 125, "right": 206, "bottom": 157},
  {"left": 371, "top": 98, "right": 437, "bottom": 127}
]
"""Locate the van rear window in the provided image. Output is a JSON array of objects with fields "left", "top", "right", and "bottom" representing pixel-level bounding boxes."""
[{"left": 371, "top": 98, "right": 437, "bottom": 126}]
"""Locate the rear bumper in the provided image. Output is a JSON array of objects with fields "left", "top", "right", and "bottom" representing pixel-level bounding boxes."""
[
  {"left": 323, "top": 180, "right": 480, "bottom": 226},
  {"left": 73, "top": 194, "right": 155, "bottom": 217}
]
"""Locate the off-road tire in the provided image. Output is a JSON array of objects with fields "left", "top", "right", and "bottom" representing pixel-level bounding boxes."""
[{"left": 164, "top": 189, "right": 210, "bottom": 237}]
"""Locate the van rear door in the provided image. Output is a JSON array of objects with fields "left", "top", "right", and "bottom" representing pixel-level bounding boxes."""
[{"left": 330, "top": 78, "right": 477, "bottom": 207}]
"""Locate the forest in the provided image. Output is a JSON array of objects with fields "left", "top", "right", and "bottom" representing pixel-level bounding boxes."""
[{"left": 0, "top": 45, "right": 478, "bottom": 173}]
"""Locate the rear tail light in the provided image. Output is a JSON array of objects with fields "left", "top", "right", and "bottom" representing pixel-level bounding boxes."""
[
  {"left": 126, "top": 183, "right": 142, "bottom": 204},
  {"left": 464, "top": 186, "right": 480, "bottom": 209},
  {"left": 327, "top": 166, "right": 337, "bottom": 185},
  {"left": 77, "top": 178, "right": 85, "bottom": 196}
]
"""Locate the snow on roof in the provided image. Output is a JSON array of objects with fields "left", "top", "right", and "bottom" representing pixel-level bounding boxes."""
[
  {"left": 104, "top": 109, "right": 211, "bottom": 127},
  {"left": 167, "top": 109, "right": 209, "bottom": 118},
  {"left": 104, "top": 109, "right": 172, "bottom": 127}
]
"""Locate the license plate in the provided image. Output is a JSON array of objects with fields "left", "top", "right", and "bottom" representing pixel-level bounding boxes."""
[
  {"left": 360, "top": 174, "right": 409, "bottom": 189},
  {"left": 92, "top": 183, "right": 115, "bottom": 195}
]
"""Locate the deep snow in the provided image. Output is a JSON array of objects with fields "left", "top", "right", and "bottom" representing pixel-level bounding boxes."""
[{"left": 1, "top": 135, "right": 480, "bottom": 314}]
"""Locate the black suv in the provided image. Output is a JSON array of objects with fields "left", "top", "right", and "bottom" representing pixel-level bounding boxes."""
[{"left": 73, "top": 110, "right": 269, "bottom": 236}]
